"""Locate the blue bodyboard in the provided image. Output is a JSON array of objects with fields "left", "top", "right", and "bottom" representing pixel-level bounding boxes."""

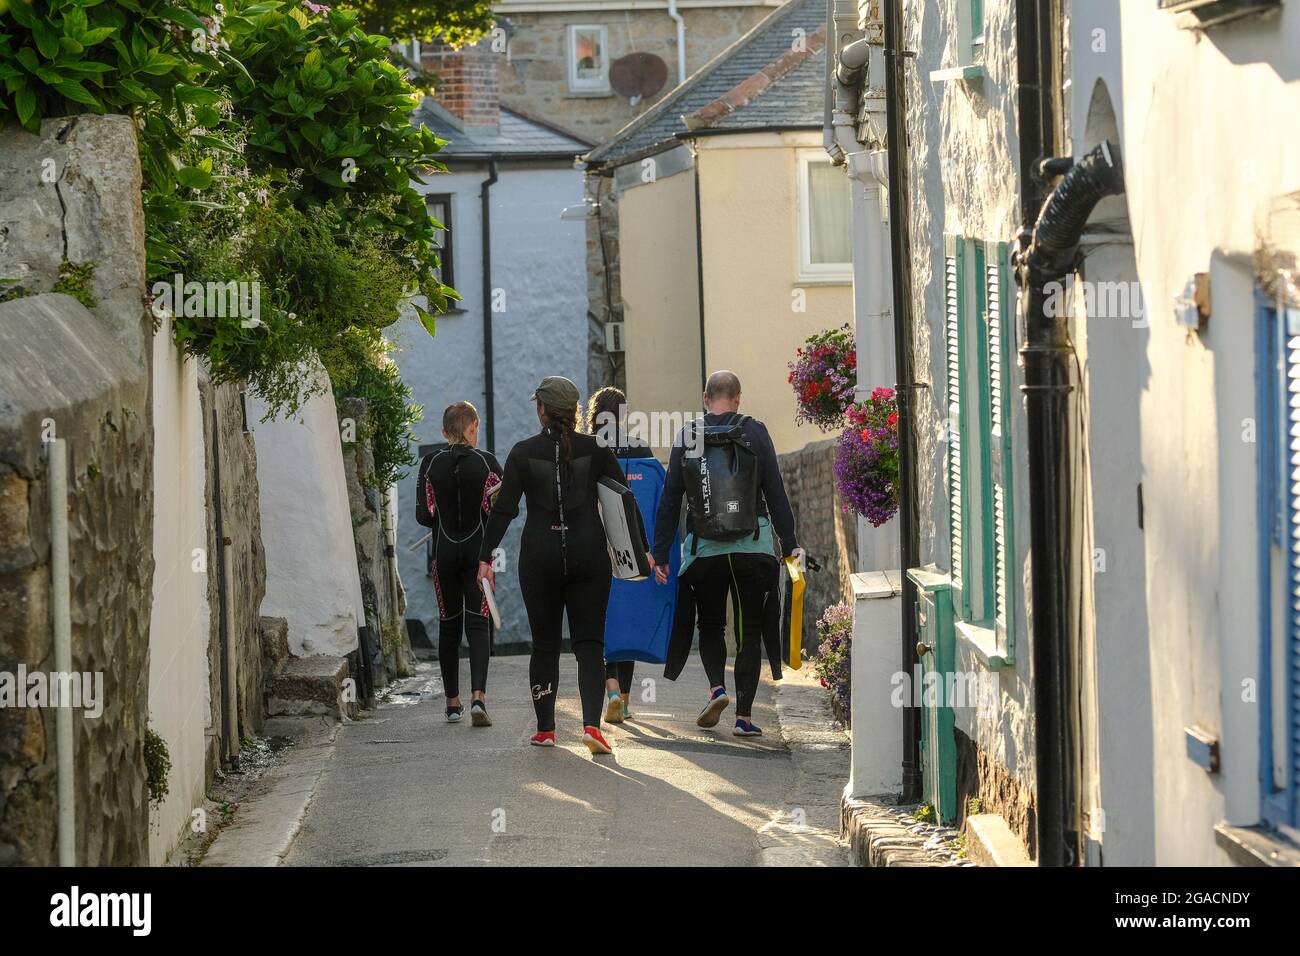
[{"left": 603, "top": 455, "right": 679, "bottom": 664}]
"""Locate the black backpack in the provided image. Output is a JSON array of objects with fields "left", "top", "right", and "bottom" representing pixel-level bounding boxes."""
[{"left": 681, "top": 415, "right": 760, "bottom": 547}]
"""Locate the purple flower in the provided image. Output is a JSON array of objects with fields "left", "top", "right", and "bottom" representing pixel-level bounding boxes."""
[{"left": 833, "top": 393, "right": 900, "bottom": 526}]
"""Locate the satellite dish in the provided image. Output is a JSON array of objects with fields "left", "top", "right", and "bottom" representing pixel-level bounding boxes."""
[{"left": 610, "top": 52, "right": 669, "bottom": 100}]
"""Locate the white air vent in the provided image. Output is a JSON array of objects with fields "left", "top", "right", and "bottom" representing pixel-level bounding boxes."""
[{"left": 605, "top": 321, "right": 626, "bottom": 354}]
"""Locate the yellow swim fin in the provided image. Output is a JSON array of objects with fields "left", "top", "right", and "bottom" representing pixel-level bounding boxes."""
[{"left": 784, "top": 555, "right": 805, "bottom": 669}]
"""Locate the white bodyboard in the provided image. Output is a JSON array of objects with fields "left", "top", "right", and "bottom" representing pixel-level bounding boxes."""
[
  {"left": 482, "top": 579, "right": 502, "bottom": 629},
  {"left": 597, "top": 476, "right": 651, "bottom": 581}
]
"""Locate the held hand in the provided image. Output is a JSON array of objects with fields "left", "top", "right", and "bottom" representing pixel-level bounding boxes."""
[
  {"left": 655, "top": 564, "right": 669, "bottom": 585},
  {"left": 477, "top": 561, "right": 495, "bottom": 590}
]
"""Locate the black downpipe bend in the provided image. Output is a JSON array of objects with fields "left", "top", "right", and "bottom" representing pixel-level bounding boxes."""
[
  {"left": 883, "top": 0, "right": 924, "bottom": 802},
  {"left": 1017, "top": 140, "right": 1124, "bottom": 867},
  {"left": 481, "top": 157, "right": 499, "bottom": 454}
]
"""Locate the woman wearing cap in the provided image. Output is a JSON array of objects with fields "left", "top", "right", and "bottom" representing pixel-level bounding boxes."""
[{"left": 477, "top": 377, "right": 641, "bottom": 754}]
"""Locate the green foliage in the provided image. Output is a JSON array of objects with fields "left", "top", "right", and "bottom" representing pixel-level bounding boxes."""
[
  {"left": 5, "top": 0, "right": 444, "bottom": 484},
  {"left": 327, "top": 328, "right": 421, "bottom": 488},
  {"left": 335, "top": 0, "right": 493, "bottom": 47},
  {"left": 166, "top": 187, "right": 424, "bottom": 417},
  {"left": 0, "top": 0, "right": 226, "bottom": 134},
  {"left": 144, "top": 728, "right": 171, "bottom": 808},
  {"left": 0, "top": 259, "right": 96, "bottom": 306},
  {"left": 221, "top": 1, "right": 454, "bottom": 318},
  {"left": 51, "top": 259, "right": 97, "bottom": 307},
  {"left": 915, "top": 803, "right": 936, "bottom": 824}
]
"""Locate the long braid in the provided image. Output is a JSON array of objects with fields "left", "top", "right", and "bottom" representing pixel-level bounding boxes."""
[
  {"left": 540, "top": 400, "right": 580, "bottom": 575},
  {"left": 541, "top": 401, "right": 580, "bottom": 471}
]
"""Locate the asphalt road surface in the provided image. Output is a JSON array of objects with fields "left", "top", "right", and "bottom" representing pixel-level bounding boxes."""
[{"left": 283, "top": 654, "right": 795, "bottom": 867}]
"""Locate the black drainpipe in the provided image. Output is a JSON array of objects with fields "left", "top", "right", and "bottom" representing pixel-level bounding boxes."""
[
  {"left": 1017, "top": 129, "right": 1125, "bottom": 863},
  {"left": 883, "top": 0, "right": 923, "bottom": 803},
  {"left": 692, "top": 153, "right": 707, "bottom": 390},
  {"left": 481, "top": 156, "right": 500, "bottom": 454}
]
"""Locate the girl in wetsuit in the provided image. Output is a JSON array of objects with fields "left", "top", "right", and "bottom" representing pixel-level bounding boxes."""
[
  {"left": 415, "top": 401, "right": 503, "bottom": 726},
  {"left": 585, "top": 385, "right": 676, "bottom": 724},
  {"left": 477, "top": 376, "right": 636, "bottom": 755}
]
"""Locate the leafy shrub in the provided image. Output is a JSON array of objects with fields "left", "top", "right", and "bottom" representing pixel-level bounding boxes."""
[
  {"left": 144, "top": 728, "right": 171, "bottom": 808},
  {"left": 338, "top": 0, "right": 493, "bottom": 47},
  {"left": 0, "top": 0, "right": 225, "bottom": 134},
  {"left": 327, "top": 327, "right": 421, "bottom": 488},
  {"left": 166, "top": 188, "right": 423, "bottom": 416},
  {"left": 221, "top": 2, "right": 454, "bottom": 322}
]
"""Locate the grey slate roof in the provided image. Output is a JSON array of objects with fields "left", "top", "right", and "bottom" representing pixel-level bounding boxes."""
[
  {"left": 414, "top": 102, "right": 591, "bottom": 158},
  {"left": 585, "top": 0, "right": 826, "bottom": 167}
]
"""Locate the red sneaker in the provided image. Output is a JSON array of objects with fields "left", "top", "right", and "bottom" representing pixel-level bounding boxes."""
[
  {"left": 583, "top": 725, "right": 612, "bottom": 755},
  {"left": 530, "top": 731, "right": 556, "bottom": 748}
]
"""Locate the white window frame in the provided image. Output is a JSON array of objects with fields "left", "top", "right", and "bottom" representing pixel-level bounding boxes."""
[
  {"left": 567, "top": 24, "right": 610, "bottom": 94},
  {"left": 796, "top": 151, "right": 853, "bottom": 284}
]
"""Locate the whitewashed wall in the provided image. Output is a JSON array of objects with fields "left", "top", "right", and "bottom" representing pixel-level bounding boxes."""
[
  {"left": 1117, "top": 0, "right": 1300, "bottom": 865},
  {"left": 250, "top": 378, "right": 365, "bottom": 658},
  {"left": 902, "top": 0, "right": 1037, "bottom": 826},
  {"left": 147, "top": 323, "right": 210, "bottom": 864},
  {"left": 395, "top": 162, "right": 588, "bottom": 643}
]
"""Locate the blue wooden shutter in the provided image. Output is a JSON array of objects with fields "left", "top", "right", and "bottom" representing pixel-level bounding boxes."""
[
  {"left": 985, "top": 241, "right": 1016, "bottom": 661},
  {"left": 1260, "top": 300, "right": 1300, "bottom": 828},
  {"left": 1280, "top": 305, "right": 1300, "bottom": 825},
  {"left": 945, "top": 235, "right": 966, "bottom": 615}
]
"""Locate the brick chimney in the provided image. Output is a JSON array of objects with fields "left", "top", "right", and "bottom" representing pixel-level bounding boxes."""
[{"left": 423, "top": 38, "right": 501, "bottom": 131}]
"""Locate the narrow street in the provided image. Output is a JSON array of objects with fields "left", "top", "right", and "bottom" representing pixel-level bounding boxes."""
[{"left": 207, "top": 657, "right": 849, "bottom": 867}]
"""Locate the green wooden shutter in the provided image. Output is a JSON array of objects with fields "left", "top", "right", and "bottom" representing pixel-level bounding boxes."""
[
  {"left": 984, "top": 241, "right": 1016, "bottom": 661},
  {"left": 944, "top": 235, "right": 966, "bottom": 615}
]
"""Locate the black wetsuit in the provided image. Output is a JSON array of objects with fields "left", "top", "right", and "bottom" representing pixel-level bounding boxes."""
[
  {"left": 653, "top": 412, "right": 799, "bottom": 716},
  {"left": 479, "top": 426, "right": 625, "bottom": 730},
  {"left": 416, "top": 444, "right": 503, "bottom": 700}
]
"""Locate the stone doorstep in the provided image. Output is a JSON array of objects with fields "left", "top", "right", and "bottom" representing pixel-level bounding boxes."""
[
  {"left": 841, "top": 795, "right": 952, "bottom": 868},
  {"left": 267, "top": 654, "right": 354, "bottom": 721},
  {"left": 966, "top": 812, "right": 1035, "bottom": 867}
]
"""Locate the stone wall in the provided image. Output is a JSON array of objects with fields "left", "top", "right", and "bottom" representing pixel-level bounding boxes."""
[
  {"left": 338, "top": 396, "right": 412, "bottom": 683},
  {"left": 777, "top": 437, "right": 857, "bottom": 636},
  {"left": 0, "top": 115, "right": 156, "bottom": 866},
  {"left": 585, "top": 171, "right": 624, "bottom": 394},
  {"left": 199, "top": 378, "right": 268, "bottom": 774},
  {"left": 498, "top": 7, "right": 775, "bottom": 144},
  {"left": 0, "top": 298, "right": 154, "bottom": 867}
]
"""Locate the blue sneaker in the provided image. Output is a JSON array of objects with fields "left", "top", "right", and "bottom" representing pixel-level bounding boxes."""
[
  {"left": 733, "top": 718, "right": 762, "bottom": 737},
  {"left": 697, "top": 687, "right": 730, "bottom": 728}
]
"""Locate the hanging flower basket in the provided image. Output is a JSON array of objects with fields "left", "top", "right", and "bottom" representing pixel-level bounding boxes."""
[
  {"left": 787, "top": 324, "right": 857, "bottom": 431},
  {"left": 833, "top": 387, "right": 900, "bottom": 528}
]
